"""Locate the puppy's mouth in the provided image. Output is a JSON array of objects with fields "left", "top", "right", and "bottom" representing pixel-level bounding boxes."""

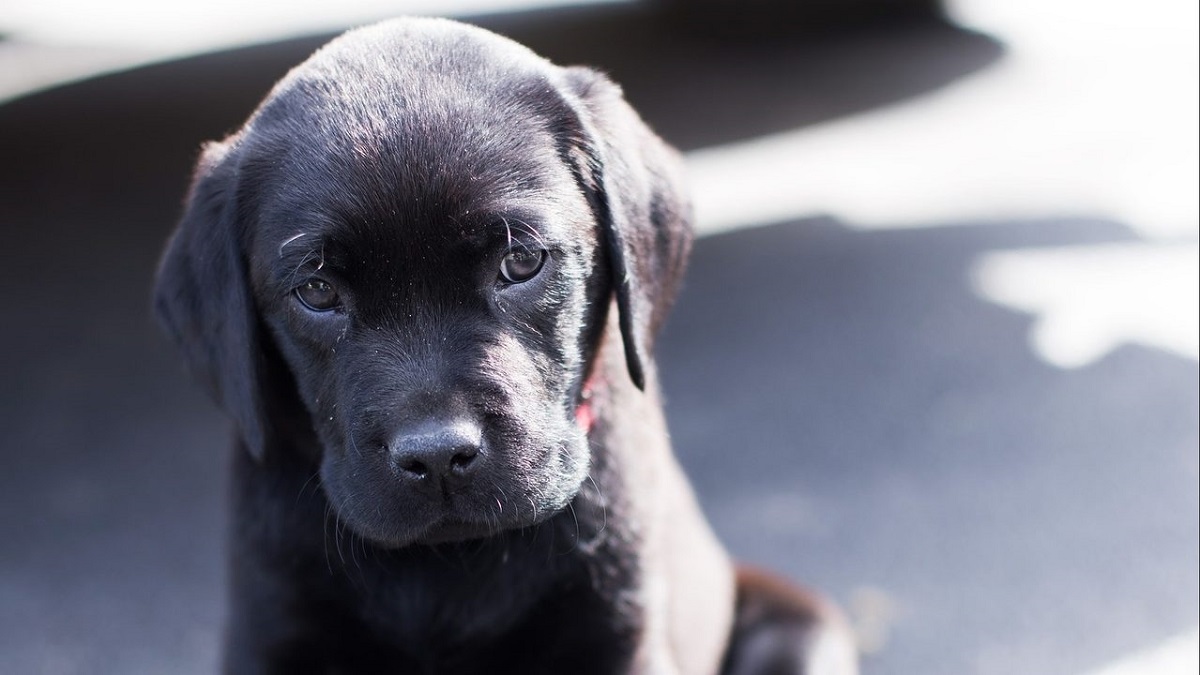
[
  {"left": 406, "top": 517, "right": 505, "bottom": 545},
  {"left": 329, "top": 487, "right": 556, "bottom": 549},
  {"left": 320, "top": 434, "right": 588, "bottom": 548},
  {"left": 325, "top": 486, "right": 510, "bottom": 548}
]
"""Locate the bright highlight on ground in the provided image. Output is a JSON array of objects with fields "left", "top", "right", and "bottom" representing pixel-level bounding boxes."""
[
  {"left": 1084, "top": 629, "right": 1200, "bottom": 675},
  {"left": 686, "top": 0, "right": 1198, "bottom": 368},
  {"left": 973, "top": 243, "right": 1198, "bottom": 368}
]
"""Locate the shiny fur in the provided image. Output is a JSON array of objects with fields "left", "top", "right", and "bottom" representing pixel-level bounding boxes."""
[{"left": 155, "top": 18, "right": 856, "bottom": 675}]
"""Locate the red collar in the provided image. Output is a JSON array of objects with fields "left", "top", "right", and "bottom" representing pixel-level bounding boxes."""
[{"left": 575, "top": 367, "right": 602, "bottom": 434}]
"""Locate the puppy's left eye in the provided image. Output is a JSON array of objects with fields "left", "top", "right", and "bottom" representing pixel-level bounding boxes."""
[
  {"left": 499, "top": 248, "right": 546, "bottom": 284},
  {"left": 295, "top": 278, "right": 341, "bottom": 311}
]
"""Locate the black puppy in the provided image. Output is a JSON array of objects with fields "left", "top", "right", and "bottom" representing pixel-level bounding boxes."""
[{"left": 155, "top": 18, "right": 856, "bottom": 675}]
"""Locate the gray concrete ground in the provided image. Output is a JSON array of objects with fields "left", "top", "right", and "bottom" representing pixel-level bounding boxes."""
[{"left": 1, "top": 3, "right": 1196, "bottom": 674}]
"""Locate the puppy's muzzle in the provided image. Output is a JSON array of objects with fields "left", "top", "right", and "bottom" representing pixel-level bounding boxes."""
[{"left": 386, "top": 418, "right": 484, "bottom": 494}]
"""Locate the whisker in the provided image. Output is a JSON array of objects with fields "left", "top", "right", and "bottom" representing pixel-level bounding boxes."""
[
  {"left": 278, "top": 232, "right": 308, "bottom": 256},
  {"left": 494, "top": 483, "right": 509, "bottom": 516},
  {"left": 508, "top": 217, "right": 547, "bottom": 249},
  {"left": 502, "top": 217, "right": 514, "bottom": 250},
  {"left": 286, "top": 249, "right": 322, "bottom": 288},
  {"left": 322, "top": 503, "right": 335, "bottom": 575},
  {"left": 527, "top": 495, "right": 541, "bottom": 545},
  {"left": 296, "top": 469, "right": 322, "bottom": 506},
  {"left": 586, "top": 473, "right": 608, "bottom": 538},
  {"left": 334, "top": 507, "right": 348, "bottom": 567},
  {"left": 499, "top": 216, "right": 548, "bottom": 251},
  {"left": 355, "top": 530, "right": 370, "bottom": 582},
  {"left": 564, "top": 502, "right": 581, "bottom": 556}
]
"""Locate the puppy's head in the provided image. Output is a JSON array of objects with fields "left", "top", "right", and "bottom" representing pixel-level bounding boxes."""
[{"left": 154, "top": 18, "right": 691, "bottom": 547}]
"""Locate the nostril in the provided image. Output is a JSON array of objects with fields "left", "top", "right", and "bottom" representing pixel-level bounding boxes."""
[
  {"left": 449, "top": 448, "right": 477, "bottom": 473},
  {"left": 398, "top": 457, "right": 430, "bottom": 479}
]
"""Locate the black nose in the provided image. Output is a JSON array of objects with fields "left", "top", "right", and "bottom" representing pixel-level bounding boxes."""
[{"left": 388, "top": 419, "right": 482, "bottom": 487}]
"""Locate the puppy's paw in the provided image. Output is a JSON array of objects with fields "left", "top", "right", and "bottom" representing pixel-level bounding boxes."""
[{"left": 721, "top": 567, "right": 858, "bottom": 675}]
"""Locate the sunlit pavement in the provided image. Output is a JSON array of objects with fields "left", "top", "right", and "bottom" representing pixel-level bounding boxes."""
[{"left": 1, "top": 1, "right": 1195, "bottom": 673}]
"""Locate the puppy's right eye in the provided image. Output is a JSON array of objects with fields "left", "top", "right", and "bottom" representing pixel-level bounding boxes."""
[
  {"left": 295, "top": 278, "right": 340, "bottom": 312},
  {"left": 499, "top": 248, "right": 547, "bottom": 284}
]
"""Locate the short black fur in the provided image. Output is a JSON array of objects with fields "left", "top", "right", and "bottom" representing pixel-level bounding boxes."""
[{"left": 155, "top": 17, "right": 855, "bottom": 675}]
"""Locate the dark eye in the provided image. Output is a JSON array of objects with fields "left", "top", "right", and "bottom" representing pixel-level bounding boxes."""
[
  {"left": 295, "top": 278, "right": 340, "bottom": 311},
  {"left": 499, "top": 248, "right": 547, "bottom": 284}
]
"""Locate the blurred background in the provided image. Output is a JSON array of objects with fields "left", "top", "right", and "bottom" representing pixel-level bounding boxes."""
[{"left": 1, "top": 0, "right": 1196, "bottom": 673}]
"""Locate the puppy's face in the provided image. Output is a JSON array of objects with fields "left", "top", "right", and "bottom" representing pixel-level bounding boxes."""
[
  {"left": 241, "top": 45, "right": 608, "bottom": 547},
  {"left": 155, "top": 18, "right": 692, "bottom": 550}
]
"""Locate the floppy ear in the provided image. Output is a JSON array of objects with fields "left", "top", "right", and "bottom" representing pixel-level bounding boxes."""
[
  {"left": 563, "top": 67, "right": 694, "bottom": 390},
  {"left": 154, "top": 138, "right": 270, "bottom": 460}
]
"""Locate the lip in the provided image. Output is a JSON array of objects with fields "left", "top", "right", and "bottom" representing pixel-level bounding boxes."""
[
  {"left": 411, "top": 518, "right": 502, "bottom": 545},
  {"left": 354, "top": 515, "right": 505, "bottom": 549}
]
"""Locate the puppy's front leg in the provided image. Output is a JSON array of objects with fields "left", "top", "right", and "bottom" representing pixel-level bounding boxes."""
[{"left": 721, "top": 568, "right": 859, "bottom": 675}]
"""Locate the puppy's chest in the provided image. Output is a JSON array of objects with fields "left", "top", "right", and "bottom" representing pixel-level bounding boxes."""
[{"left": 347, "top": 538, "right": 582, "bottom": 651}]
